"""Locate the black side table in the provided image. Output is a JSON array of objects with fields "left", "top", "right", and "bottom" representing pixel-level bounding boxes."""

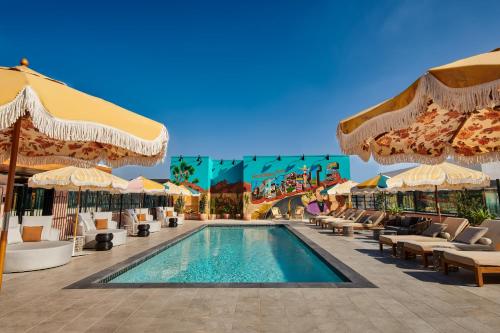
[
  {"left": 95, "top": 233, "right": 114, "bottom": 251},
  {"left": 137, "top": 224, "right": 150, "bottom": 237},
  {"left": 168, "top": 217, "right": 178, "bottom": 228}
]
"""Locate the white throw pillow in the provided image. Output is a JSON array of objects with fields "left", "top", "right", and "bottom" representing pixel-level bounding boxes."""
[
  {"left": 7, "top": 225, "right": 23, "bottom": 244},
  {"left": 79, "top": 213, "right": 96, "bottom": 231}
]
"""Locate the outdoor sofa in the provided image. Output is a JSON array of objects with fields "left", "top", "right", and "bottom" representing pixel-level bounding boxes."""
[
  {"left": 5, "top": 215, "right": 73, "bottom": 273},
  {"left": 379, "top": 217, "right": 469, "bottom": 256},
  {"left": 123, "top": 209, "right": 161, "bottom": 235},
  {"left": 79, "top": 212, "right": 127, "bottom": 248},
  {"left": 385, "top": 216, "right": 431, "bottom": 235}
]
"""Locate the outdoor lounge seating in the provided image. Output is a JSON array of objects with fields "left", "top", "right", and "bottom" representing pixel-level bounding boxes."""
[
  {"left": 291, "top": 206, "right": 305, "bottom": 220},
  {"left": 385, "top": 216, "right": 431, "bottom": 235},
  {"left": 317, "top": 208, "right": 354, "bottom": 227},
  {"left": 271, "top": 207, "right": 284, "bottom": 220},
  {"left": 442, "top": 249, "right": 500, "bottom": 287},
  {"left": 123, "top": 209, "right": 161, "bottom": 235},
  {"left": 328, "top": 209, "right": 366, "bottom": 232},
  {"left": 402, "top": 219, "right": 499, "bottom": 267},
  {"left": 5, "top": 215, "right": 73, "bottom": 273},
  {"left": 79, "top": 212, "right": 127, "bottom": 248},
  {"left": 345, "top": 210, "right": 386, "bottom": 230},
  {"left": 379, "top": 217, "right": 469, "bottom": 256}
]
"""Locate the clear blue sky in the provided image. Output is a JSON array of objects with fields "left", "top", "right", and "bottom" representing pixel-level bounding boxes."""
[{"left": 1, "top": 0, "right": 499, "bottom": 181}]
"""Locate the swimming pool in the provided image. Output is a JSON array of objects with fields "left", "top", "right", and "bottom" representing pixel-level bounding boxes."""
[
  {"left": 68, "top": 224, "right": 374, "bottom": 288},
  {"left": 111, "top": 225, "right": 345, "bottom": 284}
]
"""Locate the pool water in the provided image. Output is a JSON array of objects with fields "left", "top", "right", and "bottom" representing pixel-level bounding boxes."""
[{"left": 109, "top": 226, "right": 347, "bottom": 283}]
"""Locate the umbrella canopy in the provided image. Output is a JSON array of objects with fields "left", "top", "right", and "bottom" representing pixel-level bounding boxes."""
[
  {"left": 163, "top": 182, "right": 192, "bottom": 195},
  {"left": 352, "top": 174, "right": 390, "bottom": 194},
  {"left": 337, "top": 49, "right": 500, "bottom": 165},
  {"left": 0, "top": 60, "right": 169, "bottom": 167},
  {"left": 28, "top": 166, "right": 128, "bottom": 192},
  {"left": 0, "top": 59, "right": 168, "bottom": 290},
  {"left": 125, "top": 176, "right": 166, "bottom": 195},
  {"left": 386, "top": 162, "right": 490, "bottom": 191},
  {"left": 327, "top": 180, "right": 359, "bottom": 195}
]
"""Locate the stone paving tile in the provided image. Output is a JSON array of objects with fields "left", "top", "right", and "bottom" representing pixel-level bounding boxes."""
[{"left": 1, "top": 219, "right": 500, "bottom": 332}]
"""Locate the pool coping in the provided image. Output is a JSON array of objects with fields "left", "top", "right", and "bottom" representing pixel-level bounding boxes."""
[{"left": 65, "top": 224, "right": 376, "bottom": 289}]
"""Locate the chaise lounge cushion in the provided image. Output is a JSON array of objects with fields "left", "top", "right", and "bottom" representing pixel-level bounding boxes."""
[
  {"left": 379, "top": 234, "right": 440, "bottom": 245},
  {"left": 443, "top": 249, "right": 500, "bottom": 267},
  {"left": 5, "top": 241, "right": 73, "bottom": 273},
  {"left": 441, "top": 217, "right": 469, "bottom": 241},
  {"left": 422, "top": 223, "right": 448, "bottom": 237},
  {"left": 403, "top": 240, "right": 492, "bottom": 253},
  {"left": 454, "top": 227, "right": 488, "bottom": 245}
]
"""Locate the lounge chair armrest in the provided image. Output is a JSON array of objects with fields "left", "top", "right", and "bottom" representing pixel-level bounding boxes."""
[
  {"left": 47, "top": 228, "right": 60, "bottom": 241},
  {"left": 108, "top": 220, "right": 118, "bottom": 229}
]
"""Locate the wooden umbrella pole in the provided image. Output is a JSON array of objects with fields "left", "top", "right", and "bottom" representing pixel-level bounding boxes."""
[
  {"left": 0, "top": 119, "right": 22, "bottom": 291},
  {"left": 72, "top": 187, "right": 81, "bottom": 255}
]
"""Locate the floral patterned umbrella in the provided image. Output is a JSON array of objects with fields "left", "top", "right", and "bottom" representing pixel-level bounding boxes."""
[
  {"left": 337, "top": 49, "right": 500, "bottom": 165},
  {"left": 0, "top": 59, "right": 168, "bottom": 290}
]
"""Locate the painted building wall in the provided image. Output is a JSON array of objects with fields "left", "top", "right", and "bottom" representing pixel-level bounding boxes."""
[
  {"left": 170, "top": 155, "right": 350, "bottom": 218},
  {"left": 242, "top": 155, "right": 350, "bottom": 218}
]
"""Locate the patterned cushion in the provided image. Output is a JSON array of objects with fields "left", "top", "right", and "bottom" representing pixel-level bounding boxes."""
[
  {"left": 454, "top": 227, "right": 488, "bottom": 245},
  {"left": 422, "top": 223, "right": 447, "bottom": 237}
]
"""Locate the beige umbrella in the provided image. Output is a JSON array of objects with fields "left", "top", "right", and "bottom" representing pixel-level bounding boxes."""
[
  {"left": 0, "top": 59, "right": 168, "bottom": 289},
  {"left": 327, "top": 180, "right": 359, "bottom": 209},
  {"left": 337, "top": 49, "right": 500, "bottom": 165},
  {"left": 386, "top": 162, "right": 490, "bottom": 218},
  {"left": 28, "top": 166, "right": 129, "bottom": 254}
]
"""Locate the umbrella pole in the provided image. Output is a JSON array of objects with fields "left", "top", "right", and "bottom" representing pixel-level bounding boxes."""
[
  {"left": 0, "top": 119, "right": 22, "bottom": 291},
  {"left": 72, "top": 187, "right": 81, "bottom": 255},
  {"left": 434, "top": 185, "right": 441, "bottom": 222}
]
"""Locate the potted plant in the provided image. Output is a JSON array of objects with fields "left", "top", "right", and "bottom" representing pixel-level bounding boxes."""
[
  {"left": 243, "top": 193, "right": 252, "bottom": 221},
  {"left": 222, "top": 203, "right": 231, "bottom": 219},
  {"left": 174, "top": 196, "right": 185, "bottom": 219},
  {"left": 199, "top": 194, "right": 208, "bottom": 221}
]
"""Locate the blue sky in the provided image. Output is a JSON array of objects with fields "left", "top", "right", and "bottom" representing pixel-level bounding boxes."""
[{"left": 1, "top": 0, "right": 499, "bottom": 181}]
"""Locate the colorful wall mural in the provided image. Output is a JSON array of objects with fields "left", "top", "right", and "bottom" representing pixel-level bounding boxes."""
[
  {"left": 170, "top": 155, "right": 350, "bottom": 219},
  {"left": 242, "top": 155, "right": 350, "bottom": 218}
]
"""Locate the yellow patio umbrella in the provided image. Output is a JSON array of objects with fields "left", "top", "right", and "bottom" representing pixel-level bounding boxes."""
[
  {"left": 386, "top": 162, "right": 490, "bottom": 218},
  {"left": 0, "top": 59, "right": 168, "bottom": 289},
  {"left": 327, "top": 180, "right": 359, "bottom": 208},
  {"left": 163, "top": 181, "right": 191, "bottom": 195},
  {"left": 125, "top": 176, "right": 166, "bottom": 195},
  {"left": 337, "top": 48, "right": 500, "bottom": 165},
  {"left": 28, "top": 166, "right": 129, "bottom": 254}
]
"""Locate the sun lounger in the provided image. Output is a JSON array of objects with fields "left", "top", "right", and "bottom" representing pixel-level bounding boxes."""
[
  {"left": 403, "top": 219, "right": 499, "bottom": 267},
  {"left": 328, "top": 209, "right": 367, "bottom": 232},
  {"left": 443, "top": 249, "right": 500, "bottom": 287},
  {"left": 346, "top": 211, "right": 386, "bottom": 230},
  {"left": 123, "top": 209, "right": 161, "bottom": 235},
  {"left": 379, "top": 217, "right": 468, "bottom": 256},
  {"left": 315, "top": 208, "right": 353, "bottom": 227}
]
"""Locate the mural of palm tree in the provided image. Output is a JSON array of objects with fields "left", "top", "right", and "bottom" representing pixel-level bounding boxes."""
[{"left": 171, "top": 161, "right": 199, "bottom": 185}]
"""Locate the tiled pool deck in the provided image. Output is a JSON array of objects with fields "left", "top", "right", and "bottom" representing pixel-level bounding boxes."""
[{"left": 1, "top": 220, "right": 500, "bottom": 332}]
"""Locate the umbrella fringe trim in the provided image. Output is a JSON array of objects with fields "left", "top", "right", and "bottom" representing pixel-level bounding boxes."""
[
  {"left": 370, "top": 146, "right": 500, "bottom": 166},
  {"left": 0, "top": 86, "right": 169, "bottom": 165},
  {"left": 337, "top": 74, "right": 500, "bottom": 157}
]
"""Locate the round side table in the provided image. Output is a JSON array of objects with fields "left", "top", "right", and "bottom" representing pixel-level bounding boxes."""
[
  {"left": 168, "top": 217, "right": 178, "bottom": 228},
  {"left": 137, "top": 224, "right": 150, "bottom": 237},
  {"left": 95, "top": 233, "right": 113, "bottom": 251},
  {"left": 343, "top": 225, "right": 354, "bottom": 237}
]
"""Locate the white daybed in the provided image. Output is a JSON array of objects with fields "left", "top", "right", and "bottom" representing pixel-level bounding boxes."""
[
  {"left": 78, "top": 212, "right": 127, "bottom": 248},
  {"left": 4, "top": 215, "right": 73, "bottom": 273}
]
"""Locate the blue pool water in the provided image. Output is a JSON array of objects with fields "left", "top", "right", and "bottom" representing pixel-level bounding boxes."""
[{"left": 109, "top": 226, "right": 346, "bottom": 283}]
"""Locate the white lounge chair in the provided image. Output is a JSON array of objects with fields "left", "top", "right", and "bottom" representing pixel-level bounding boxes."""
[
  {"left": 123, "top": 209, "right": 161, "bottom": 235},
  {"left": 4, "top": 215, "right": 73, "bottom": 273},
  {"left": 78, "top": 212, "right": 127, "bottom": 248}
]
